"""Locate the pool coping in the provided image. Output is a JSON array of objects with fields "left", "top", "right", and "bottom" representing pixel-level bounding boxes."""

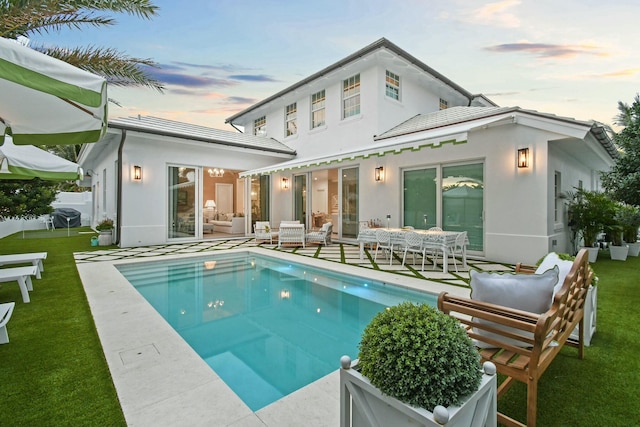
[{"left": 76, "top": 247, "right": 471, "bottom": 427}]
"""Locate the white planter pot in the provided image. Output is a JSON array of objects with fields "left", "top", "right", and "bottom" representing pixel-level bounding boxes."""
[
  {"left": 570, "top": 285, "right": 597, "bottom": 346},
  {"left": 98, "top": 230, "right": 113, "bottom": 246},
  {"left": 627, "top": 242, "right": 640, "bottom": 257},
  {"left": 583, "top": 247, "right": 599, "bottom": 263},
  {"left": 340, "top": 357, "right": 497, "bottom": 427},
  {"left": 609, "top": 245, "right": 629, "bottom": 261}
]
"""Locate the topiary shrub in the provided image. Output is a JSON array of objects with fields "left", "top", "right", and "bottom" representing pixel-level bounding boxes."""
[{"left": 357, "top": 302, "right": 481, "bottom": 411}]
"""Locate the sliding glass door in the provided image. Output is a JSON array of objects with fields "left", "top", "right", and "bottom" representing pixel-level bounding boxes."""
[
  {"left": 168, "top": 166, "right": 197, "bottom": 239},
  {"left": 403, "top": 162, "right": 484, "bottom": 252}
]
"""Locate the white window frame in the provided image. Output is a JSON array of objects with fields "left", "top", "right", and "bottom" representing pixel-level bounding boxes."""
[
  {"left": 254, "top": 115, "right": 266, "bottom": 136},
  {"left": 311, "top": 90, "right": 326, "bottom": 129},
  {"left": 439, "top": 98, "right": 449, "bottom": 110},
  {"left": 342, "top": 74, "right": 360, "bottom": 119},
  {"left": 285, "top": 102, "right": 297, "bottom": 137},
  {"left": 385, "top": 70, "right": 400, "bottom": 100}
]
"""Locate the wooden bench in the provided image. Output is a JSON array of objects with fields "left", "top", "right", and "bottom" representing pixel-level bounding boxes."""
[{"left": 437, "top": 248, "right": 592, "bottom": 427}]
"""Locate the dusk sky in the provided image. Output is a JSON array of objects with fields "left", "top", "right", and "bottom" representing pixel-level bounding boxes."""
[{"left": 37, "top": 0, "right": 640, "bottom": 132}]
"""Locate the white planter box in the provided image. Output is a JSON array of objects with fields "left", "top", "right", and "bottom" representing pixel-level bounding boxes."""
[
  {"left": 340, "top": 357, "right": 497, "bottom": 427},
  {"left": 570, "top": 285, "right": 597, "bottom": 346},
  {"left": 609, "top": 245, "right": 629, "bottom": 261},
  {"left": 583, "top": 247, "right": 599, "bottom": 263},
  {"left": 627, "top": 242, "right": 640, "bottom": 257}
]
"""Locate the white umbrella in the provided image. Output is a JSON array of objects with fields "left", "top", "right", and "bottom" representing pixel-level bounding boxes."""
[
  {"left": 0, "top": 36, "right": 107, "bottom": 146},
  {"left": 0, "top": 134, "right": 82, "bottom": 181}
]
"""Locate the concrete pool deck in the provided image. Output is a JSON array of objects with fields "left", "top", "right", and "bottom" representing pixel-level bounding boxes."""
[{"left": 74, "top": 239, "right": 514, "bottom": 426}]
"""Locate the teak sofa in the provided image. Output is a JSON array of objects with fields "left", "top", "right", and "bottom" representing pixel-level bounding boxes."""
[{"left": 438, "top": 248, "right": 592, "bottom": 427}]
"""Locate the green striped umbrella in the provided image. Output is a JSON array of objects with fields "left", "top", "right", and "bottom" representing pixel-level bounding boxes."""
[
  {"left": 0, "top": 37, "right": 107, "bottom": 146},
  {"left": 0, "top": 135, "right": 82, "bottom": 181}
]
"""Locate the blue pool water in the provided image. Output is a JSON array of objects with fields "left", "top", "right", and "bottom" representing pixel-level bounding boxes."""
[{"left": 117, "top": 253, "right": 436, "bottom": 411}]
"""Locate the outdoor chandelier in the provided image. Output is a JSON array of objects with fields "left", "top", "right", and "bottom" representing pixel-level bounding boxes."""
[{"left": 208, "top": 168, "right": 224, "bottom": 177}]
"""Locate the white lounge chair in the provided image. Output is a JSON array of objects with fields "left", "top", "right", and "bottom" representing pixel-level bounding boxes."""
[
  {"left": 0, "top": 252, "right": 47, "bottom": 279},
  {"left": 0, "top": 266, "right": 38, "bottom": 303},
  {"left": 254, "top": 221, "right": 276, "bottom": 244},
  {"left": 306, "top": 222, "right": 332, "bottom": 245},
  {"left": 0, "top": 302, "right": 16, "bottom": 344},
  {"left": 278, "top": 223, "right": 305, "bottom": 248}
]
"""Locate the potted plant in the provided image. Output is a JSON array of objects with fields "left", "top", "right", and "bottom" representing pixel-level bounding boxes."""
[
  {"left": 340, "top": 302, "right": 497, "bottom": 427},
  {"left": 617, "top": 203, "right": 640, "bottom": 256},
  {"left": 96, "top": 218, "right": 114, "bottom": 246},
  {"left": 608, "top": 201, "right": 629, "bottom": 261},
  {"left": 567, "top": 189, "right": 616, "bottom": 262}
]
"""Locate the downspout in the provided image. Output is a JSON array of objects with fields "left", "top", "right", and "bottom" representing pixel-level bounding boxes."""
[{"left": 116, "top": 129, "right": 127, "bottom": 245}]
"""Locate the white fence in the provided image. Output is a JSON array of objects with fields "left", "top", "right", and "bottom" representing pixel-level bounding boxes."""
[{"left": 0, "top": 191, "right": 92, "bottom": 239}]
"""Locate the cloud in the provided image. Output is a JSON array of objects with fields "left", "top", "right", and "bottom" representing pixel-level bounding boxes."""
[
  {"left": 591, "top": 68, "right": 640, "bottom": 78},
  {"left": 466, "top": 0, "right": 521, "bottom": 28},
  {"left": 224, "top": 96, "right": 258, "bottom": 105},
  {"left": 485, "top": 42, "right": 607, "bottom": 59},
  {"left": 228, "top": 74, "right": 279, "bottom": 83},
  {"left": 143, "top": 65, "right": 239, "bottom": 88}
]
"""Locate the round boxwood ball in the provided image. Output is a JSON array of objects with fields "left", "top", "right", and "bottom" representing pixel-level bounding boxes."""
[{"left": 358, "top": 302, "right": 481, "bottom": 411}]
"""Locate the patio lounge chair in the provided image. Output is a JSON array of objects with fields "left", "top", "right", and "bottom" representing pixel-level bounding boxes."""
[
  {"left": 254, "top": 221, "right": 278, "bottom": 244},
  {"left": 0, "top": 302, "right": 16, "bottom": 344},
  {"left": 306, "top": 222, "right": 332, "bottom": 245},
  {"left": 0, "top": 252, "right": 47, "bottom": 279},
  {"left": 0, "top": 266, "right": 38, "bottom": 303},
  {"left": 278, "top": 222, "right": 305, "bottom": 248}
]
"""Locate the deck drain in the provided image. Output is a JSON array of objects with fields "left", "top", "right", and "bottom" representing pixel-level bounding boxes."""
[{"left": 119, "top": 343, "right": 160, "bottom": 365}]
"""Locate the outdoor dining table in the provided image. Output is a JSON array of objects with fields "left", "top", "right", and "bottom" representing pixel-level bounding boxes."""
[{"left": 356, "top": 228, "right": 467, "bottom": 273}]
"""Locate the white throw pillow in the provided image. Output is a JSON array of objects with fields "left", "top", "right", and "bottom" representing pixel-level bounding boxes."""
[
  {"left": 535, "top": 252, "right": 573, "bottom": 297},
  {"left": 470, "top": 266, "right": 559, "bottom": 348}
]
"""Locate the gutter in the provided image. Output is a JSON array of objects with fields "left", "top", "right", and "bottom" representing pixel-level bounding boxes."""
[{"left": 116, "top": 129, "right": 127, "bottom": 245}]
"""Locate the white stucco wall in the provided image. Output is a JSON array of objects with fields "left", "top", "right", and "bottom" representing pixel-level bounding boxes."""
[{"left": 81, "top": 128, "right": 294, "bottom": 248}]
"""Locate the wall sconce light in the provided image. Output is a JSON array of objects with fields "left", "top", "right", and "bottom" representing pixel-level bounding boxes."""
[
  {"left": 517, "top": 148, "right": 529, "bottom": 168},
  {"left": 374, "top": 166, "right": 384, "bottom": 182},
  {"left": 133, "top": 165, "right": 142, "bottom": 181},
  {"left": 282, "top": 177, "right": 290, "bottom": 190}
]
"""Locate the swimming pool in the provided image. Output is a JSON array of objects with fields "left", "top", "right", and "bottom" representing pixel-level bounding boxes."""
[{"left": 117, "top": 252, "right": 437, "bottom": 411}]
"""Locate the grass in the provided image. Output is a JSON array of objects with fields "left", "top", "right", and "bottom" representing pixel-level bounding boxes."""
[
  {"left": 0, "top": 231, "right": 639, "bottom": 426},
  {"left": 0, "top": 229, "right": 125, "bottom": 427}
]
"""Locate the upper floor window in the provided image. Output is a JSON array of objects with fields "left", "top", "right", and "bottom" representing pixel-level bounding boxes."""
[
  {"left": 285, "top": 103, "right": 297, "bottom": 137},
  {"left": 311, "top": 90, "right": 326, "bottom": 129},
  {"left": 385, "top": 70, "right": 400, "bottom": 100},
  {"left": 343, "top": 74, "right": 360, "bottom": 119},
  {"left": 439, "top": 98, "right": 449, "bottom": 110},
  {"left": 254, "top": 116, "right": 266, "bottom": 136}
]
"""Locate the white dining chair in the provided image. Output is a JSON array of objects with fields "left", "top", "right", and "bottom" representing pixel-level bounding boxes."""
[
  {"left": 401, "top": 231, "right": 427, "bottom": 270},
  {"left": 374, "top": 229, "right": 394, "bottom": 265},
  {"left": 449, "top": 231, "right": 467, "bottom": 272}
]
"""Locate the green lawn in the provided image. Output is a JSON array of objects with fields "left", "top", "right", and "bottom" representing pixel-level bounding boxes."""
[{"left": 0, "top": 230, "right": 638, "bottom": 426}]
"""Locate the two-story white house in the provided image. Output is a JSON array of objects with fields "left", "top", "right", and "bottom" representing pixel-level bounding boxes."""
[{"left": 79, "top": 38, "right": 616, "bottom": 263}]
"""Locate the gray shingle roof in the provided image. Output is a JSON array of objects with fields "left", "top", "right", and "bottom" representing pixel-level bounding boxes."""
[
  {"left": 109, "top": 116, "right": 296, "bottom": 155},
  {"left": 375, "top": 106, "right": 516, "bottom": 140}
]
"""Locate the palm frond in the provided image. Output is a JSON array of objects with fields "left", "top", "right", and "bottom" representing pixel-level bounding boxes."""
[{"left": 41, "top": 45, "right": 165, "bottom": 92}]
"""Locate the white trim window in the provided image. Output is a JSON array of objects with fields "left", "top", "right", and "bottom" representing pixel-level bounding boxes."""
[
  {"left": 439, "top": 98, "right": 449, "bottom": 110},
  {"left": 254, "top": 115, "right": 266, "bottom": 136},
  {"left": 311, "top": 90, "right": 326, "bottom": 129},
  {"left": 343, "top": 74, "right": 360, "bottom": 119},
  {"left": 285, "top": 102, "right": 297, "bottom": 137},
  {"left": 385, "top": 70, "right": 400, "bottom": 100}
]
